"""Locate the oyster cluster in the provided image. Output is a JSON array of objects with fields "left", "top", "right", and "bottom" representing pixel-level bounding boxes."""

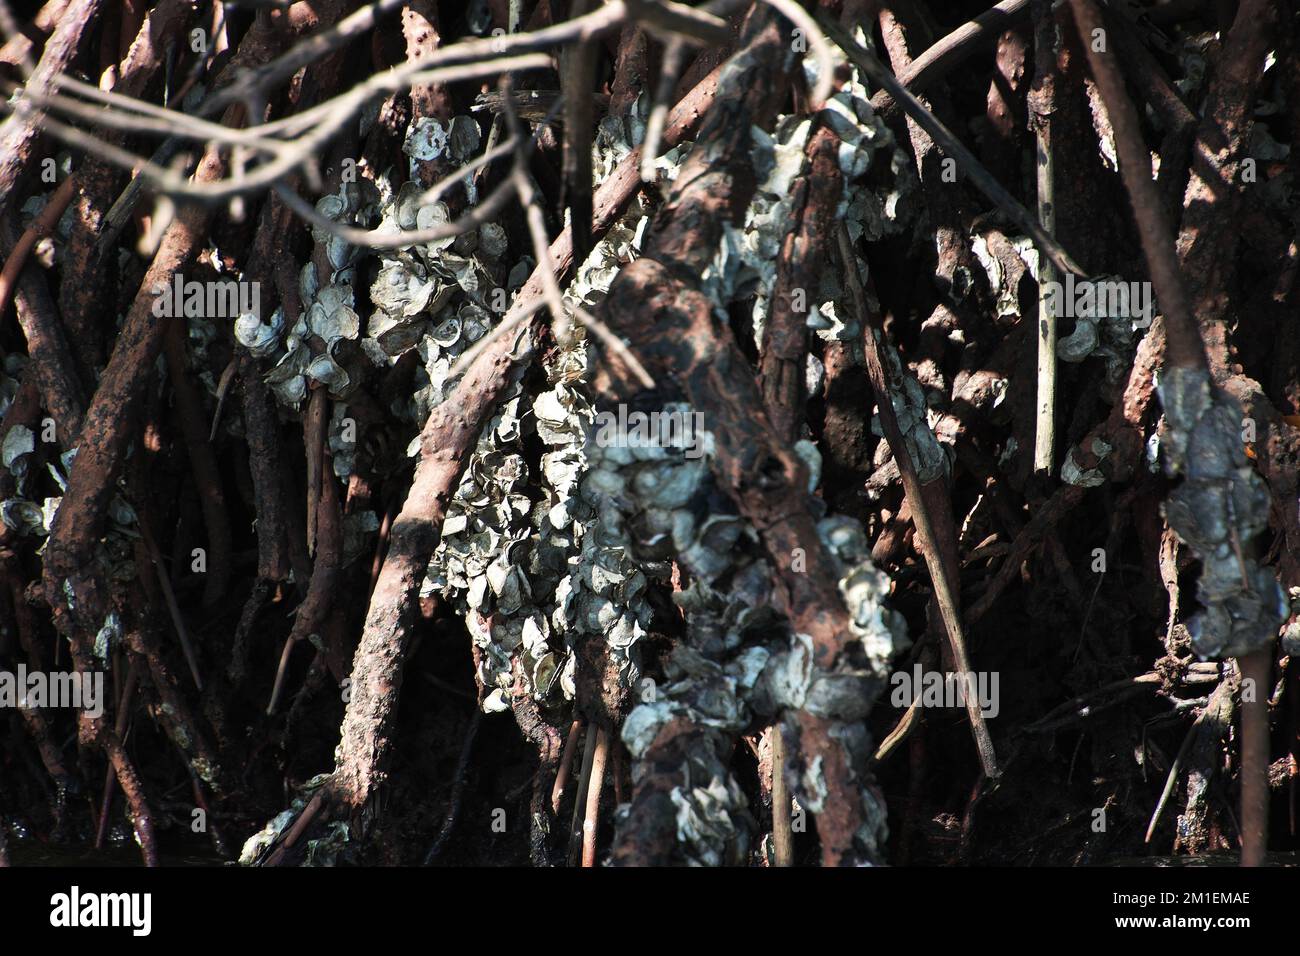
[
  {"left": 235, "top": 116, "right": 534, "bottom": 583},
  {"left": 1, "top": 373, "right": 137, "bottom": 591},
  {"left": 237, "top": 114, "right": 520, "bottom": 424},
  {"left": 1, "top": 426, "right": 63, "bottom": 539},
  {"left": 0, "top": 353, "right": 53, "bottom": 538},
  {"left": 238, "top": 772, "right": 350, "bottom": 866},
  {"left": 1054, "top": 279, "right": 1138, "bottom": 373},
  {"left": 423, "top": 371, "right": 545, "bottom": 713},
  {"left": 259, "top": 181, "right": 377, "bottom": 407},
  {"left": 422, "top": 103, "right": 676, "bottom": 715},
  {"left": 422, "top": 335, "right": 660, "bottom": 716},
  {"left": 375, "top": 116, "right": 521, "bottom": 424},
  {"left": 973, "top": 236, "right": 1144, "bottom": 393},
  {"left": 6, "top": 175, "right": 143, "bottom": 541},
  {"left": 587, "top": 402, "right": 761, "bottom": 865},
  {"left": 538, "top": 345, "right": 654, "bottom": 698}
]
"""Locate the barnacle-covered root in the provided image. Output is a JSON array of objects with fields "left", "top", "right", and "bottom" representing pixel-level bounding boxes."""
[
  {"left": 1157, "top": 366, "right": 1287, "bottom": 659},
  {"left": 588, "top": 403, "right": 906, "bottom": 865}
]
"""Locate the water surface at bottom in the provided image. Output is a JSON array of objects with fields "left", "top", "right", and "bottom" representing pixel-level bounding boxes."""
[{"left": 9, "top": 844, "right": 225, "bottom": 867}]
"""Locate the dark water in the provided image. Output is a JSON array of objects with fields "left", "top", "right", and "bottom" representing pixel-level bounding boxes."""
[
  {"left": 1107, "top": 852, "right": 1299, "bottom": 867},
  {"left": 10, "top": 842, "right": 1297, "bottom": 867},
  {"left": 8, "top": 845, "right": 226, "bottom": 867}
]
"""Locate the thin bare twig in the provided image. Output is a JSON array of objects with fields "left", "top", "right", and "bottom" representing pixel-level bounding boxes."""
[
  {"left": 626, "top": 0, "right": 730, "bottom": 47},
  {"left": 551, "top": 718, "right": 584, "bottom": 813},
  {"left": 8, "top": 54, "right": 553, "bottom": 201},
  {"left": 480, "top": 77, "right": 657, "bottom": 389},
  {"left": 0, "top": 175, "right": 74, "bottom": 316},
  {"left": 759, "top": 0, "right": 833, "bottom": 106},
  {"left": 640, "top": 37, "right": 687, "bottom": 183},
  {"left": 136, "top": 514, "right": 203, "bottom": 690},
  {"left": 837, "top": 224, "right": 998, "bottom": 780}
]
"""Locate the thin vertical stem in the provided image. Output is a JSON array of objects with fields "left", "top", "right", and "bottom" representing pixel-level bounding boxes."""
[
  {"left": 1239, "top": 649, "right": 1271, "bottom": 866},
  {"left": 770, "top": 725, "right": 794, "bottom": 866},
  {"left": 581, "top": 727, "right": 610, "bottom": 867},
  {"left": 1031, "top": 0, "right": 1058, "bottom": 474},
  {"left": 567, "top": 722, "right": 599, "bottom": 865}
]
